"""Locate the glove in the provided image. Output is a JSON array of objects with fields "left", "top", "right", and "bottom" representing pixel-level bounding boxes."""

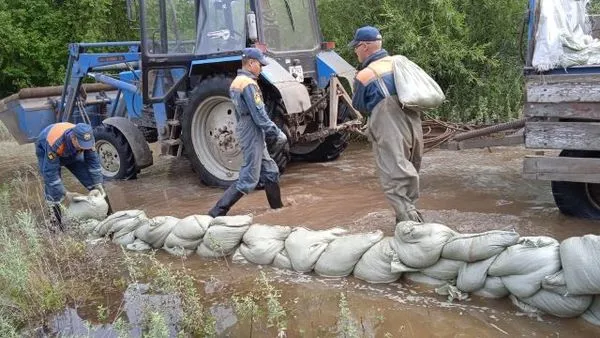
[{"left": 91, "top": 184, "right": 106, "bottom": 198}]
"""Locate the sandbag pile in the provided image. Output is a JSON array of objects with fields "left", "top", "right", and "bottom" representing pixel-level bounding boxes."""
[{"left": 82, "top": 209, "right": 600, "bottom": 326}]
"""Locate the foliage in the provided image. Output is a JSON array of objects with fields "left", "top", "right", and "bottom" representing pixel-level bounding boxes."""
[
  {"left": 318, "top": 0, "right": 528, "bottom": 123},
  {"left": 0, "top": 0, "right": 136, "bottom": 98}
]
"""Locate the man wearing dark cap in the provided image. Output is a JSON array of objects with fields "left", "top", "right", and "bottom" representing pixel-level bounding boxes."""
[
  {"left": 208, "top": 47, "right": 288, "bottom": 217},
  {"left": 36, "top": 122, "right": 108, "bottom": 228},
  {"left": 349, "top": 26, "right": 424, "bottom": 223}
]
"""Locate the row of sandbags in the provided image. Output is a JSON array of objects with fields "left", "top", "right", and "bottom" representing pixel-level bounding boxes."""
[{"left": 81, "top": 210, "right": 600, "bottom": 326}]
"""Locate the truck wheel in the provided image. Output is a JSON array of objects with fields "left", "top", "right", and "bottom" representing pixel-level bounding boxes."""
[
  {"left": 291, "top": 102, "right": 351, "bottom": 162},
  {"left": 93, "top": 125, "right": 137, "bottom": 180},
  {"left": 182, "top": 75, "right": 289, "bottom": 188},
  {"left": 551, "top": 149, "right": 600, "bottom": 220}
]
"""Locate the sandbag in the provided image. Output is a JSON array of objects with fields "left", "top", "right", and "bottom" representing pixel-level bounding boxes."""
[
  {"left": 65, "top": 190, "right": 109, "bottom": 221},
  {"left": 473, "top": 277, "right": 509, "bottom": 299},
  {"left": 353, "top": 237, "right": 402, "bottom": 284},
  {"left": 272, "top": 250, "right": 293, "bottom": 270},
  {"left": 210, "top": 215, "right": 252, "bottom": 227},
  {"left": 541, "top": 271, "right": 568, "bottom": 296},
  {"left": 238, "top": 224, "right": 291, "bottom": 265},
  {"left": 113, "top": 231, "right": 136, "bottom": 246},
  {"left": 201, "top": 223, "right": 249, "bottom": 256},
  {"left": 284, "top": 227, "right": 346, "bottom": 272},
  {"left": 488, "top": 236, "right": 560, "bottom": 298},
  {"left": 404, "top": 272, "right": 447, "bottom": 287},
  {"left": 314, "top": 231, "right": 384, "bottom": 277},
  {"left": 93, "top": 210, "right": 146, "bottom": 237},
  {"left": 519, "top": 289, "right": 593, "bottom": 318},
  {"left": 391, "top": 221, "right": 456, "bottom": 269},
  {"left": 163, "top": 246, "right": 194, "bottom": 257},
  {"left": 163, "top": 234, "right": 202, "bottom": 251},
  {"left": 560, "top": 235, "right": 600, "bottom": 295},
  {"left": 172, "top": 215, "right": 211, "bottom": 240},
  {"left": 144, "top": 216, "right": 180, "bottom": 249},
  {"left": 392, "top": 55, "right": 445, "bottom": 111},
  {"left": 456, "top": 255, "right": 497, "bottom": 293},
  {"left": 126, "top": 239, "right": 152, "bottom": 251},
  {"left": 441, "top": 231, "right": 519, "bottom": 262},
  {"left": 422, "top": 259, "right": 465, "bottom": 281},
  {"left": 581, "top": 296, "right": 600, "bottom": 326}
]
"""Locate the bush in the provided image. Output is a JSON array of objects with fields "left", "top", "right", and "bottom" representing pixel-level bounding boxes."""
[{"left": 318, "top": 0, "right": 528, "bottom": 123}]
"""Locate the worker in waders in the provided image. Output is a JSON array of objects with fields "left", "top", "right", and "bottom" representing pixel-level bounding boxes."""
[
  {"left": 350, "top": 26, "right": 425, "bottom": 223},
  {"left": 36, "top": 122, "right": 112, "bottom": 229},
  {"left": 208, "top": 48, "right": 288, "bottom": 217}
]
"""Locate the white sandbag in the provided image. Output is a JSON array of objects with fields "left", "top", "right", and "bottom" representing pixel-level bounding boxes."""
[
  {"left": 172, "top": 215, "right": 211, "bottom": 240},
  {"left": 94, "top": 210, "right": 146, "bottom": 237},
  {"left": 232, "top": 248, "right": 249, "bottom": 264},
  {"left": 456, "top": 255, "right": 497, "bottom": 293},
  {"left": 473, "top": 277, "right": 509, "bottom": 299},
  {"left": 210, "top": 215, "right": 252, "bottom": 227},
  {"left": 392, "top": 221, "right": 456, "bottom": 269},
  {"left": 239, "top": 224, "right": 291, "bottom": 265},
  {"left": 404, "top": 272, "right": 447, "bottom": 287},
  {"left": 392, "top": 55, "right": 445, "bottom": 111},
  {"left": 65, "top": 190, "right": 109, "bottom": 221},
  {"left": 197, "top": 242, "right": 228, "bottom": 258},
  {"left": 163, "top": 233, "right": 202, "bottom": 250},
  {"left": 145, "top": 216, "right": 180, "bottom": 249},
  {"left": 422, "top": 259, "right": 465, "bottom": 281},
  {"left": 315, "top": 231, "right": 384, "bottom": 277},
  {"left": 113, "top": 232, "right": 136, "bottom": 246},
  {"left": 560, "top": 235, "right": 600, "bottom": 295},
  {"left": 126, "top": 239, "right": 152, "bottom": 251},
  {"left": 441, "top": 231, "right": 519, "bottom": 262},
  {"left": 581, "top": 296, "right": 600, "bottom": 326},
  {"left": 435, "top": 284, "right": 469, "bottom": 302},
  {"left": 202, "top": 223, "right": 249, "bottom": 255},
  {"left": 133, "top": 220, "right": 151, "bottom": 243},
  {"left": 163, "top": 246, "right": 194, "bottom": 257},
  {"left": 488, "top": 236, "right": 560, "bottom": 298},
  {"left": 353, "top": 237, "right": 402, "bottom": 284},
  {"left": 541, "top": 271, "right": 568, "bottom": 296},
  {"left": 284, "top": 227, "right": 346, "bottom": 272},
  {"left": 519, "top": 289, "right": 593, "bottom": 318},
  {"left": 272, "top": 250, "right": 293, "bottom": 270}
]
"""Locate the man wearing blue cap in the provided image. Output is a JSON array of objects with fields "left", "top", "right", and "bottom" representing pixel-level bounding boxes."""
[
  {"left": 36, "top": 122, "right": 108, "bottom": 228},
  {"left": 349, "top": 26, "right": 424, "bottom": 223},
  {"left": 208, "top": 47, "right": 288, "bottom": 217}
]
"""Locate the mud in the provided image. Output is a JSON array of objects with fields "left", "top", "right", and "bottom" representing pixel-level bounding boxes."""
[{"left": 2, "top": 141, "right": 600, "bottom": 336}]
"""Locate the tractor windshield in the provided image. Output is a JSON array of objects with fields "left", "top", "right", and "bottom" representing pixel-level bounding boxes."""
[
  {"left": 260, "top": 0, "right": 320, "bottom": 52},
  {"left": 142, "top": 0, "right": 197, "bottom": 54},
  {"left": 195, "top": 0, "right": 247, "bottom": 54}
]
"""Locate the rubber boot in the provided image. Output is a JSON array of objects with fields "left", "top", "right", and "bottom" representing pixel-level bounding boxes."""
[
  {"left": 51, "top": 205, "right": 65, "bottom": 232},
  {"left": 264, "top": 182, "right": 283, "bottom": 209},
  {"left": 396, "top": 209, "right": 424, "bottom": 224},
  {"left": 208, "top": 185, "right": 244, "bottom": 217}
]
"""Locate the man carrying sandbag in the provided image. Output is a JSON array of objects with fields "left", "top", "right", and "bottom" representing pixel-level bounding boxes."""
[
  {"left": 208, "top": 48, "right": 288, "bottom": 217},
  {"left": 350, "top": 26, "right": 425, "bottom": 223},
  {"left": 36, "top": 122, "right": 112, "bottom": 229}
]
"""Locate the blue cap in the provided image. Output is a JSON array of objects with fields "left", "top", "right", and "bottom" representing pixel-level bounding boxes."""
[
  {"left": 242, "top": 47, "right": 269, "bottom": 66},
  {"left": 72, "top": 123, "right": 95, "bottom": 149},
  {"left": 348, "top": 26, "right": 382, "bottom": 47}
]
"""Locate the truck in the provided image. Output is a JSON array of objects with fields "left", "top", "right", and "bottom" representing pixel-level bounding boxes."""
[
  {"left": 521, "top": 0, "right": 600, "bottom": 220},
  {"left": 0, "top": 0, "right": 361, "bottom": 187}
]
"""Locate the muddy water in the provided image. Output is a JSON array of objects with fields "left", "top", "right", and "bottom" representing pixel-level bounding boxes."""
[{"left": 2, "top": 141, "right": 600, "bottom": 336}]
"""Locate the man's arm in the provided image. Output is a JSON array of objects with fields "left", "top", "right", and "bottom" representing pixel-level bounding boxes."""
[
  {"left": 84, "top": 149, "right": 104, "bottom": 187},
  {"left": 352, "top": 78, "right": 369, "bottom": 115},
  {"left": 242, "top": 84, "right": 281, "bottom": 139}
]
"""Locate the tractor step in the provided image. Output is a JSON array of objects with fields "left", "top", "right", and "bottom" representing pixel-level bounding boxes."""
[
  {"left": 161, "top": 139, "right": 182, "bottom": 146},
  {"left": 167, "top": 119, "right": 181, "bottom": 126}
]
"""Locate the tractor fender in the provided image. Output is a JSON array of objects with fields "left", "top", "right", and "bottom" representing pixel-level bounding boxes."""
[
  {"left": 315, "top": 51, "right": 357, "bottom": 92},
  {"left": 260, "top": 57, "right": 312, "bottom": 115},
  {"left": 102, "top": 117, "right": 153, "bottom": 169}
]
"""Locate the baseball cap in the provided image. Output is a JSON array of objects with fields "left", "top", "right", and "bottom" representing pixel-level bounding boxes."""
[
  {"left": 72, "top": 123, "right": 95, "bottom": 149},
  {"left": 348, "top": 26, "right": 382, "bottom": 48},
  {"left": 242, "top": 47, "right": 269, "bottom": 66}
]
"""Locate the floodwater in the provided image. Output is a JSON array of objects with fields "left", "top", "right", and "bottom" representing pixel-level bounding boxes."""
[{"left": 2, "top": 141, "right": 600, "bottom": 336}]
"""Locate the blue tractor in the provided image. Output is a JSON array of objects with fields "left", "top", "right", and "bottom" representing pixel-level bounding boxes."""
[{"left": 0, "top": 0, "right": 361, "bottom": 187}]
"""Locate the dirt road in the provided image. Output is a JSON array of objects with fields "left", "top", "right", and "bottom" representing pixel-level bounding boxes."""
[{"left": 3, "top": 141, "right": 599, "bottom": 336}]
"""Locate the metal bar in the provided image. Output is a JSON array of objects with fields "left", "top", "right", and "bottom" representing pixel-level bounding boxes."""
[
  {"left": 18, "top": 83, "right": 115, "bottom": 100},
  {"left": 452, "top": 119, "right": 526, "bottom": 142},
  {"left": 88, "top": 73, "right": 138, "bottom": 93},
  {"left": 77, "top": 41, "right": 141, "bottom": 48}
]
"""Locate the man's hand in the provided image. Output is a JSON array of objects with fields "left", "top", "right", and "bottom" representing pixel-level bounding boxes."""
[{"left": 92, "top": 184, "right": 106, "bottom": 198}]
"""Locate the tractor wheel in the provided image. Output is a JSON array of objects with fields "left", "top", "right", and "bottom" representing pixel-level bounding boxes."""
[
  {"left": 93, "top": 124, "right": 137, "bottom": 180},
  {"left": 551, "top": 149, "right": 600, "bottom": 220},
  {"left": 290, "top": 102, "right": 351, "bottom": 162},
  {"left": 182, "top": 75, "right": 289, "bottom": 188}
]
